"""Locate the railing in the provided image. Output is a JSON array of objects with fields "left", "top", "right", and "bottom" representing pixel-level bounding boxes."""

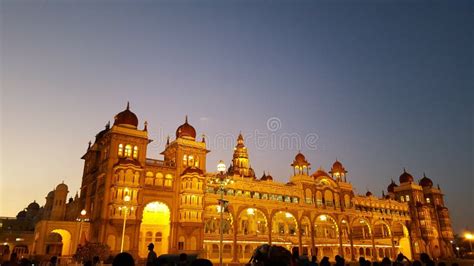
[{"left": 145, "top": 159, "right": 176, "bottom": 167}]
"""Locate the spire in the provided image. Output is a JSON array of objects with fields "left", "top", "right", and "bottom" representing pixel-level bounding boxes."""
[
  {"left": 166, "top": 135, "right": 170, "bottom": 146},
  {"left": 437, "top": 184, "right": 441, "bottom": 189},
  {"left": 185, "top": 115, "right": 188, "bottom": 123},
  {"left": 126, "top": 101, "right": 130, "bottom": 110},
  {"left": 382, "top": 191, "right": 385, "bottom": 197},
  {"left": 144, "top": 121, "right": 148, "bottom": 131},
  {"left": 201, "top": 134, "right": 206, "bottom": 143},
  {"left": 403, "top": 168, "right": 407, "bottom": 173},
  {"left": 87, "top": 141, "right": 91, "bottom": 150},
  {"left": 105, "top": 121, "right": 110, "bottom": 130}
]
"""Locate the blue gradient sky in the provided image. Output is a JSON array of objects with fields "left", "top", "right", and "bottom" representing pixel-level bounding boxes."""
[{"left": 1, "top": 0, "right": 472, "bottom": 232}]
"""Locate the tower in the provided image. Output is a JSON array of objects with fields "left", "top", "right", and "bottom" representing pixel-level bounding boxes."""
[
  {"left": 80, "top": 103, "right": 149, "bottom": 252},
  {"left": 50, "top": 183, "right": 68, "bottom": 220},
  {"left": 229, "top": 133, "right": 255, "bottom": 178},
  {"left": 291, "top": 152, "right": 310, "bottom": 175},
  {"left": 161, "top": 116, "right": 208, "bottom": 253}
]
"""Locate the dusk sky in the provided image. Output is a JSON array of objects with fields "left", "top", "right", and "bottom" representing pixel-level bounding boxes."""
[{"left": 1, "top": 1, "right": 472, "bottom": 233}]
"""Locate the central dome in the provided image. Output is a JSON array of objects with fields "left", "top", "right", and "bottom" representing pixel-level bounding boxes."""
[
  {"left": 399, "top": 169, "right": 414, "bottom": 183},
  {"left": 114, "top": 102, "right": 138, "bottom": 128},
  {"left": 176, "top": 116, "right": 196, "bottom": 139}
]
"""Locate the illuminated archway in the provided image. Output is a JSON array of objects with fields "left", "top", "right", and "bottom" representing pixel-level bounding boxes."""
[
  {"left": 49, "top": 229, "right": 72, "bottom": 256},
  {"left": 139, "top": 201, "right": 171, "bottom": 258},
  {"left": 237, "top": 208, "right": 268, "bottom": 236},
  {"left": 392, "top": 222, "right": 411, "bottom": 260},
  {"left": 314, "top": 214, "right": 339, "bottom": 257}
]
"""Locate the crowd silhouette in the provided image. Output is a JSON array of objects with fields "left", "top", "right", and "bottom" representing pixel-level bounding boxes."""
[{"left": 0, "top": 243, "right": 464, "bottom": 266}]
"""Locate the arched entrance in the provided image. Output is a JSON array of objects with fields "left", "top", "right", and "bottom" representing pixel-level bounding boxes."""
[
  {"left": 392, "top": 222, "right": 411, "bottom": 260},
  {"left": 47, "top": 229, "right": 72, "bottom": 256},
  {"left": 139, "top": 201, "right": 171, "bottom": 258},
  {"left": 314, "top": 214, "right": 339, "bottom": 258}
]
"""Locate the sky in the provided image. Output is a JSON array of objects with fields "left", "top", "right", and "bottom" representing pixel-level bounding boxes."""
[{"left": 0, "top": 0, "right": 472, "bottom": 233}]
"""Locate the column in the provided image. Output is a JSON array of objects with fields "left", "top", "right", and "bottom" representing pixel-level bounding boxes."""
[
  {"left": 390, "top": 230, "right": 396, "bottom": 260},
  {"left": 298, "top": 222, "right": 303, "bottom": 255},
  {"left": 232, "top": 223, "right": 239, "bottom": 263},
  {"left": 311, "top": 223, "right": 316, "bottom": 257},
  {"left": 371, "top": 230, "right": 376, "bottom": 261},
  {"left": 349, "top": 228, "right": 355, "bottom": 261},
  {"left": 338, "top": 227, "right": 344, "bottom": 257}
]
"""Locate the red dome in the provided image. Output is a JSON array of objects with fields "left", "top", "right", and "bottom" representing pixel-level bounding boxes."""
[
  {"left": 295, "top": 152, "right": 306, "bottom": 163},
  {"left": 387, "top": 180, "right": 398, "bottom": 193},
  {"left": 399, "top": 169, "right": 414, "bottom": 183},
  {"left": 312, "top": 168, "right": 330, "bottom": 178},
  {"left": 419, "top": 173, "right": 433, "bottom": 188},
  {"left": 176, "top": 116, "right": 196, "bottom": 139},
  {"left": 114, "top": 102, "right": 138, "bottom": 128},
  {"left": 366, "top": 191, "right": 373, "bottom": 197},
  {"left": 261, "top": 172, "right": 273, "bottom": 181}
]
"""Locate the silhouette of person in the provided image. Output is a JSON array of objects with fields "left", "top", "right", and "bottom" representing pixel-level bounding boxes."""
[
  {"left": 178, "top": 253, "right": 188, "bottom": 266},
  {"left": 112, "top": 252, "right": 135, "bottom": 266},
  {"left": 146, "top": 243, "right": 157, "bottom": 266}
]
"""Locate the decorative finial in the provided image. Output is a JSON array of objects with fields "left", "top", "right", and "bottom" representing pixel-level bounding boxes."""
[
  {"left": 126, "top": 101, "right": 130, "bottom": 110},
  {"left": 382, "top": 191, "right": 385, "bottom": 197},
  {"left": 88, "top": 141, "right": 91, "bottom": 149},
  {"left": 201, "top": 134, "right": 206, "bottom": 143},
  {"left": 166, "top": 135, "right": 170, "bottom": 146},
  {"left": 437, "top": 184, "right": 440, "bottom": 189},
  {"left": 403, "top": 168, "right": 407, "bottom": 173},
  {"left": 423, "top": 172, "right": 426, "bottom": 177},
  {"left": 144, "top": 121, "right": 148, "bottom": 131},
  {"left": 185, "top": 115, "right": 188, "bottom": 123},
  {"left": 106, "top": 121, "right": 110, "bottom": 129}
]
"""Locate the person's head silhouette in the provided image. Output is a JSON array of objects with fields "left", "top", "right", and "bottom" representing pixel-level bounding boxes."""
[
  {"left": 147, "top": 243, "right": 154, "bottom": 251},
  {"left": 112, "top": 252, "right": 135, "bottom": 266}
]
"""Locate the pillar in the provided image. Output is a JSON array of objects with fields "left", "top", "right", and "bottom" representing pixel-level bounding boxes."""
[
  {"left": 232, "top": 223, "right": 239, "bottom": 263},
  {"left": 338, "top": 226, "right": 344, "bottom": 257},
  {"left": 349, "top": 228, "right": 355, "bottom": 261}
]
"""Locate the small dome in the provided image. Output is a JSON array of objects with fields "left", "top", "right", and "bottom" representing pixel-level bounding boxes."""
[
  {"left": 46, "top": 190, "right": 54, "bottom": 198},
  {"left": 176, "top": 116, "right": 196, "bottom": 139},
  {"left": 261, "top": 172, "right": 273, "bottom": 181},
  {"left": 27, "top": 201, "right": 40, "bottom": 210},
  {"left": 56, "top": 183, "right": 68, "bottom": 191},
  {"left": 419, "top": 173, "right": 433, "bottom": 188},
  {"left": 399, "top": 169, "right": 414, "bottom": 183},
  {"left": 387, "top": 179, "right": 398, "bottom": 193},
  {"left": 114, "top": 102, "right": 138, "bottom": 128},
  {"left": 329, "top": 159, "right": 347, "bottom": 175},
  {"left": 295, "top": 152, "right": 306, "bottom": 163},
  {"left": 312, "top": 167, "right": 330, "bottom": 179},
  {"left": 16, "top": 210, "right": 27, "bottom": 219},
  {"left": 366, "top": 191, "right": 373, "bottom": 197}
]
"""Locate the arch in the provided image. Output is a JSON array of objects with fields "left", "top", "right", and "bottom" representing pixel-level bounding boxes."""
[
  {"left": 300, "top": 216, "right": 311, "bottom": 237},
  {"left": 351, "top": 217, "right": 372, "bottom": 240},
  {"left": 373, "top": 220, "right": 392, "bottom": 238},
  {"left": 237, "top": 207, "right": 268, "bottom": 236},
  {"left": 50, "top": 229, "right": 72, "bottom": 256},
  {"left": 271, "top": 211, "right": 298, "bottom": 236},
  {"left": 314, "top": 214, "right": 339, "bottom": 242},
  {"left": 204, "top": 205, "right": 233, "bottom": 235},
  {"left": 392, "top": 222, "right": 411, "bottom": 260},
  {"left": 316, "top": 191, "right": 323, "bottom": 207},
  {"left": 305, "top": 188, "right": 313, "bottom": 204},
  {"left": 107, "top": 235, "right": 116, "bottom": 251},
  {"left": 324, "top": 190, "right": 334, "bottom": 207},
  {"left": 139, "top": 201, "right": 171, "bottom": 258}
]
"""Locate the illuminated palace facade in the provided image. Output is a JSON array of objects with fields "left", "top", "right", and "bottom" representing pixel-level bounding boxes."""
[{"left": 32, "top": 105, "right": 454, "bottom": 262}]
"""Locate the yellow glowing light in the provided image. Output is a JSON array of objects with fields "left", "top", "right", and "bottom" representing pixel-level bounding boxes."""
[
  {"left": 285, "top": 212, "right": 293, "bottom": 218},
  {"left": 216, "top": 205, "right": 223, "bottom": 213},
  {"left": 217, "top": 160, "right": 226, "bottom": 173},
  {"left": 465, "top": 233, "right": 474, "bottom": 240},
  {"left": 319, "top": 215, "right": 327, "bottom": 221},
  {"left": 124, "top": 195, "right": 131, "bottom": 202},
  {"left": 80, "top": 209, "right": 87, "bottom": 216},
  {"left": 247, "top": 208, "right": 255, "bottom": 215}
]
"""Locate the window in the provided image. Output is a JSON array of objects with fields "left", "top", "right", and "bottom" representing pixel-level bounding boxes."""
[
  {"left": 400, "top": 196, "right": 405, "bottom": 202},
  {"left": 183, "top": 155, "right": 188, "bottom": 166},
  {"left": 155, "top": 232, "right": 162, "bottom": 242},
  {"left": 405, "top": 195, "right": 410, "bottom": 202},
  {"left": 133, "top": 146, "right": 138, "bottom": 159},
  {"left": 124, "top": 145, "right": 132, "bottom": 157},
  {"left": 426, "top": 198, "right": 430, "bottom": 203},
  {"left": 118, "top": 144, "right": 124, "bottom": 156}
]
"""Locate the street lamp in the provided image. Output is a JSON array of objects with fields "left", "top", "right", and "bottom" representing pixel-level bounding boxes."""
[
  {"left": 119, "top": 193, "right": 133, "bottom": 253},
  {"left": 464, "top": 232, "right": 473, "bottom": 252},
  {"left": 76, "top": 209, "right": 87, "bottom": 248},
  {"left": 209, "top": 160, "right": 233, "bottom": 266}
]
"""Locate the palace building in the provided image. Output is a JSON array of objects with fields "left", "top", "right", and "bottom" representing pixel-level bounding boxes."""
[{"left": 24, "top": 104, "right": 454, "bottom": 263}]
